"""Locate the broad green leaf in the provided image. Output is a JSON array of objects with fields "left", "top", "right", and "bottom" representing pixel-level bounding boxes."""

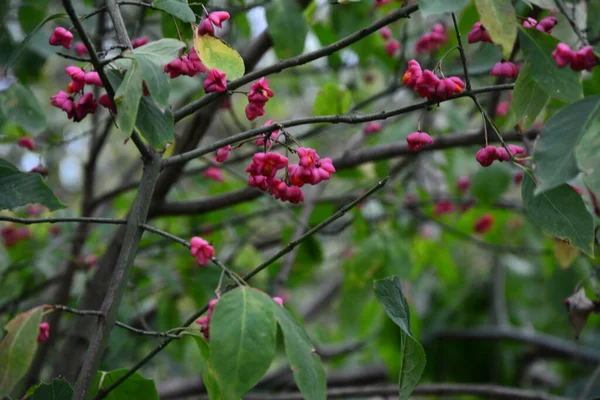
[
  {"left": 190, "top": 334, "right": 222, "bottom": 400},
  {"left": 29, "top": 378, "right": 73, "bottom": 400},
  {"left": 374, "top": 276, "right": 426, "bottom": 400},
  {"left": 152, "top": 0, "right": 195, "bottom": 23},
  {"left": 193, "top": 31, "right": 245, "bottom": 81},
  {"left": 133, "top": 54, "right": 170, "bottom": 107},
  {"left": 519, "top": 27, "right": 583, "bottom": 103},
  {"left": 577, "top": 120, "right": 600, "bottom": 197},
  {"left": 209, "top": 287, "right": 277, "bottom": 398},
  {"left": 533, "top": 95, "right": 600, "bottom": 193},
  {"left": 5, "top": 13, "right": 67, "bottom": 71},
  {"left": 266, "top": 0, "right": 308, "bottom": 59},
  {"left": 0, "top": 83, "right": 46, "bottom": 134},
  {"left": 0, "top": 306, "right": 43, "bottom": 397},
  {"left": 511, "top": 62, "right": 548, "bottom": 128},
  {"left": 521, "top": 173, "right": 594, "bottom": 257},
  {"left": 89, "top": 369, "right": 159, "bottom": 400},
  {"left": 313, "top": 83, "right": 352, "bottom": 116},
  {"left": 523, "top": 0, "right": 556, "bottom": 8},
  {"left": 273, "top": 304, "right": 326, "bottom": 400},
  {"left": 131, "top": 38, "right": 186, "bottom": 66},
  {"left": 115, "top": 59, "right": 143, "bottom": 135},
  {"left": 418, "top": 0, "right": 470, "bottom": 16},
  {"left": 0, "top": 158, "right": 64, "bottom": 211},
  {"left": 470, "top": 162, "right": 511, "bottom": 205},
  {"left": 18, "top": 0, "right": 49, "bottom": 32},
  {"left": 135, "top": 96, "right": 174, "bottom": 149},
  {"left": 474, "top": 0, "right": 517, "bottom": 59}
]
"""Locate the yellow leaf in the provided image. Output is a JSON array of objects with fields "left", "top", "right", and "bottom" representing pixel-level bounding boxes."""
[
  {"left": 552, "top": 239, "right": 579, "bottom": 269},
  {"left": 193, "top": 28, "right": 245, "bottom": 81}
]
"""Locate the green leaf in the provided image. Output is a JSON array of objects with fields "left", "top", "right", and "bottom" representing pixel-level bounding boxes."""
[
  {"left": 193, "top": 32, "right": 245, "bottom": 81},
  {"left": 152, "top": 0, "right": 195, "bottom": 23},
  {"left": 0, "top": 306, "right": 43, "bottom": 397},
  {"left": 131, "top": 38, "right": 186, "bottom": 65},
  {"left": 115, "top": 59, "right": 143, "bottom": 134},
  {"left": 273, "top": 304, "right": 326, "bottom": 400},
  {"left": 523, "top": 0, "right": 556, "bottom": 8},
  {"left": 135, "top": 96, "right": 174, "bottom": 149},
  {"left": 0, "top": 158, "right": 64, "bottom": 211},
  {"left": 521, "top": 172, "right": 594, "bottom": 257},
  {"left": 519, "top": 27, "right": 583, "bottom": 103},
  {"left": 418, "top": 0, "right": 470, "bottom": 17},
  {"left": 470, "top": 162, "right": 511, "bottom": 205},
  {"left": 190, "top": 334, "right": 222, "bottom": 400},
  {"left": 89, "top": 369, "right": 159, "bottom": 400},
  {"left": 374, "top": 276, "right": 426, "bottom": 400},
  {"left": 18, "top": 0, "right": 49, "bottom": 32},
  {"left": 533, "top": 95, "right": 600, "bottom": 193},
  {"left": 5, "top": 13, "right": 66, "bottom": 71},
  {"left": 29, "top": 378, "right": 73, "bottom": 400},
  {"left": 313, "top": 83, "right": 352, "bottom": 116},
  {"left": 0, "top": 83, "right": 46, "bottom": 134},
  {"left": 266, "top": 0, "right": 308, "bottom": 59},
  {"left": 133, "top": 54, "right": 170, "bottom": 107},
  {"left": 474, "top": 0, "right": 517, "bottom": 59},
  {"left": 209, "top": 287, "right": 277, "bottom": 398},
  {"left": 511, "top": 62, "right": 548, "bottom": 129}
]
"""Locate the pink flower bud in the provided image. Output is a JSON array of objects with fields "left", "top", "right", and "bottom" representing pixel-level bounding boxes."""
[
  {"left": 475, "top": 146, "right": 498, "bottom": 167},
  {"left": 571, "top": 46, "right": 597, "bottom": 72},
  {"left": 474, "top": 213, "right": 494, "bottom": 233},
  {"left": 73, "top": 92, "right": 97, "bottom": 122},
  {"left": 203, "top": 69, "right": 227, "bottom": 93},
  {"left": 49, "top": 27, "right": 73, "bottom": 49},
  {"left": 363, "top": 122, "right": 382, "bottom": 135},
  {"left": 434, "top": 199, "right": 455, "bottom": 216},
  {"left": 84, "top": 71, "right": 103, "bottom": 87},
  {"left": 131, "top": 37, "right": 149, "bottom": 48},
  {"left": 74, "top": 42, "right": 88, "bottom": 56},
  {"left": 208, "top": 11, "right": 230, "bottom": 28},
  {"left": 38, "top": 322, "right": 50, "bottom": 342},
  {"left": 496, "top": 101, "right": 510, "bottom": 117},
  {"left": 215, "top": 145, "right": 231, "bottom": 163},
  {"left": 379, "top": 27, "right": 392, "bottom": 40},
  {"left": 190, "top": 236, "right": 215, "bottom": 265},
  {"left": 273, "top": 297, "right": 284, "bottom": 306},
  {"left": 17, "top": 137, "right": 35, "bottom": 151},
  {"left": 385, "top": 40, "right": 401, "bottom": 57},
  {"left": 198, "top": 18, "right": 215, "bottom": 36},
  {"left": 457, "top": 176, "right": 471, "bottom": 194},
  {"left": 552, "top": 43, "right": 574, "bottom": 68},
  {"left": 203, "top": 167, "right": 223, "bottom": 182},
  {"left": 490, "top": 61, "right": 519, "bottom": 78},
  {"left": 467, "top": 22, "right": 493, "bottom": 44},
  {"left": 98, "top": 94, "right": 116, "bottom": 113},
  {"left": 406, "top": 132, "right": 433, "bottom": 151}
]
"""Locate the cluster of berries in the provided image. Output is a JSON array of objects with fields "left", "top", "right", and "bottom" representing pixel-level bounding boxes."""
[
  {"left": 475, "top": 144, "right": 525, "bottom": 167},
  {"left": 522, "top": 16, "right": 558, "bottom": 33},
  {"left": 164, "top": 48, "right": 206, "bottom": 79},
  {"left": 415, "top": 24, "right": 448, "bottom": 54},
  {"left": 402, "top": 60, "right": 465, "bottom": 102},
  {"left": 190, "top": 236, "right": 215, "bottom": 266},
  {"left": 552, "top": 44, "right": 597, "bottom": 72},
  {"left": 245, "top": 77, "right": 274, "bottom": 121}
]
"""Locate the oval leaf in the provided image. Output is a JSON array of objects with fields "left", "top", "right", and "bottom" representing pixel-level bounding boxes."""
[
  {"left": 115, "top": 59, "right": 143, "bottom": 135},
  {"left": 474, "top": 0, "right": 517, "bottom": 59},
  {"left": 89, "top": 369, "right": 159, "bottom": 400},
  {"left": 133, "top": 54, "right": 170, "bottom": 107},
  {"left": 0, "top": 82, "right": 46, "bottom": 134},
  {"left": 519, "top": 27, "right": 583, "bottom": 103},
  {"left": 0, "top": 158, "right": 64, "bottom": 211},
  {"left": 266, "top": 0, "right": 308, "bottom": 59},
  {"left": 29, "top": 378, "right": 73, "bottom": 400},
  {"left": 0, "top": 306, "right": 43, "bottom": 397},
  {"left": 190, "top": 334, "right": 223, "bottom": 400},
  {"left": 522, "top": 172, "right": 594, "bottom": 257},
  {"left": 534, "top": 95, "right": 600, "bottom": 193},
  {"left": 374, "top": 276, "right": 426, "bottom": 400},
  {"left": 209, "top": 287, "right": 277, "bottom": 398},
  {"left": 273, "top": 304, "right": 326, "bottom": 400},
  {"left": 132, "top": 38, "right": 186, "bottom": 66},
  {"left": 135, "top": 96, "right": 174, "bottom": 149},
  {"left": 470, "top": 162, "right": 511, "bottom": 205},
  {"left": 193, "top": 32, "right": 245, "bottom": 81},
  {"left": 152, "top": 0, "right": 195, "bottom": 23},
  {"left": 511, "top": 62, "right": 548, "bottom": 129}
]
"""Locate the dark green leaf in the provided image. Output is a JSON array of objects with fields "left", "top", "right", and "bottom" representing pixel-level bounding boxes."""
[
  {"left": 273, "top": 304, "right": 326, "bottom": 400},
  {"left": 18, "top": 0, "right": 50, "bottom": 32},
  {"left": 418, "top": 0, "right": 470, "bottom": 16},
  {"left": 589, "top": 0, "right": 600, "bottom": 40},
  {"left": 152, "top": 0, "right": 195, "bottom": 23},
  {"left": 533, "top": 95, "right": 600, "bottom": 193},
  {"left": 577, "top": 120, "right": 600, "bottom": 196},
  {"left": 115, "top": 59, "right": 143, "bottom": 134},
  {"left": 0, "top": 306, "right": 43, "bottom": 397},
  {"left": 0, "top": 158, "right": 64, "bottom": 211},
  {"left": 0, "top": 83, "right": 46, "bottom": 134},
  {"left": 133, "top": 54, "right": 170, "bottom": 107},
  {"left": 313, "top": 83, "right": 352, "bottom": 116},
  {"left": 266, "top": 0, "right": 308, "bottom": 59},
  {"left": 521, "top": 172, "right": 594, "bottom": 257},
  {"left": 374, "top": 276, "right": 426, "bottom": 400},
  {"left": 5, "top": 13, "right": 66, "bottom": 71},
  {"left": 470, "top": 163, "right": 511, "bottom": 205},
  {"left": 131, "top": 38, "right": 186, "bottom": 66},
  {"left": 519, "top": 27, "right": 583, "bottom": 103},
  {"left": 89, "top": 369, "right": 159, "bottom": 400},
  {"left": 135, "top": 96, "right": 174, "bottom": 149},
  {"left": 29, "top": 378, "right": 73, "bottom": 400},
  {"left": 511, "top": 62, "right": 548, "bottom": 128},
  {"left": 209, "top": 287, "right": 277, "bottom": 398},
  {"left": 474, "top": 0, "right": 517, "bottom": 58},
  {"left": 190, "top": 334, "right": 222, "bottom": 400}
]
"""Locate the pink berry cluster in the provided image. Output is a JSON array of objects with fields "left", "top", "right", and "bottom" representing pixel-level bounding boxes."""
[
  {"left": 402, "top": 60, "right": 465, "bottom": 101},
  {"left": 38, "top": 322, "right": 50, "bottom": 343},
  {"left": 48, "top": 27, "right": 73, "bottom": 49},
  {"left": 523, "top": 16, "right": 558, "bottom": 33},
  {"left": 475, "top": 144, "right": 525, "bottom": 167},
  {"left": 415, "top": 24, "right": 448, "bottom": 54},
  {"left": 1, "top": 225, "right": 32, "bottom": 248},
  {"left": 406, "top": 131, "right": 433, "bottom": 151},
  {"left": 198, "top": 11, "right": 231, "bottom": 36},
  {"left": 245, "top": 77, "right": 274, "bottom": 121},
  {"left": 552, "top": 44, "right": 597, "bottom": 72},
  {"left": 164, "top": 48, "right": 207, "bottom": 79},
  {"left": 190, "top": 236, "right": 215, "bottom": 266},
  {"left": 467, "top": 22, "right": 493, "bottom": 44},
  {"left": 490, "top": 60, "right": 519, "bottom": 79},
  {"left": 50, "top": 65, "right": 113, "bottom": 122},
  {"left": 379, "top": 27, "right": 401, "bottom": 57}
]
